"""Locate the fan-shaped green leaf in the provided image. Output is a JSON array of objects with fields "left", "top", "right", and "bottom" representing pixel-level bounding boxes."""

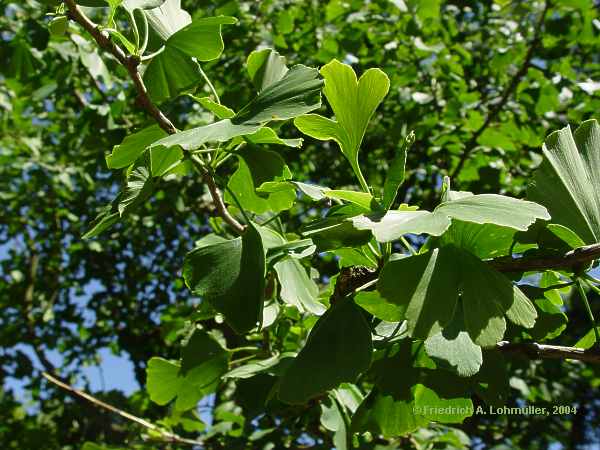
[
  {"left": 355, "top": 290, "right": 404, "bottom": 322},
  {"left": 122, "top": 0, "right": 166, "bottom": 10},
  {"left": 151, "top": 61, "right": 322, "bottom": 149},
  {"left": 436, "top": 194, "right": 550, "bottom": 231},
  {"left": 146, "top": 330, "right": 228, "bottom": 411},
  {"left": 352, "top": 210, "right": 450, "bottom": 242},
  {"left": 424, "top": 303, "right": 482, "bottom": 377},
  {"left": 140, "top": 0, "right": 235, "bottom": 102},
  {"left": 274, "top": 259, "right": 326, "bottom": 315},
  {"left": 378, "top": 246, "right": 536, "bottom": 345},
  {"left": 225, "top": 147, "right": 296, "bottom": 214},
  {"left": 529, "top": 119, "right": 600, "bottom": 244},
  {"left": 294, "top": 60, "right": 389, "bottom": 189},
  {"left": 167, "top": 16, "right": 237, "bottom": 60},
  {"left": 183, "top": 223, "right": 265, "bottom": 334},
  {"left": 246, "top": 48, "right": 288, "bottom": 91},
  {"left": 233, "top": 65, "right": 322, "bottom": 125},
  {"left": 278, "top": 300, "right": 372, "bottom": 404},
  {"left": 106, "top": 125, "right": 167, "bottom": 169}
]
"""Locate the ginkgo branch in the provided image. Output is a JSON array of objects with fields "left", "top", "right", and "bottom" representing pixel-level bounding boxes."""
[
  {"left": 496, "top": 341, "right": 600, "bottom": 364},
  {"left": 488, "top": 243, "right": 600, "bottom": 273},
  {"left": 64, "top": 0, "right": 245, "bottom": 235}
]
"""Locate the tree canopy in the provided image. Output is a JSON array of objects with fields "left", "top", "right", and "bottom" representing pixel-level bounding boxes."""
[{"left": 2, "top": 0, "right": 600, "bottom": 449}]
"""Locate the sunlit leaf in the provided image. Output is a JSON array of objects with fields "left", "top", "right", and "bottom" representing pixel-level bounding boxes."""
[
  {"left": 294, "top": 60, "right": 389, "bottom": 189},
  {"left": 529, "top": 119, "right": 600, "bottom": 244}
]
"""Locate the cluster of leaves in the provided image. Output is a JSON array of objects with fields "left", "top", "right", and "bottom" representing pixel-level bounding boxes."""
[{"left": 3, "top": 0, "right": 600, "bottom": 449}]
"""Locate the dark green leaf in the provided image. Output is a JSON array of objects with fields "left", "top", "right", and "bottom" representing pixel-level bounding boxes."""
[
  {"left": 183, "top": 223, "right": 266, "bottom": 334},
  {"left": 278, "top": 300, "right": 372, "bottom": 404},
  {"left": 382, "top": 131, "right": 414, "bottom": 209}
]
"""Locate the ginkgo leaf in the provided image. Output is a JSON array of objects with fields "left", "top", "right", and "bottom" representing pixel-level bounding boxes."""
[
  {"left": 246, "top": 48, "right": 289, "bottom": 91},
  {"left": 143, "top": 0, "right": 191, "bottom": 41},
  {"left": 352, "top": 393, "right": 427, "bottom": 438},
  {"left": 122, "top": 0, "right": 166, "bottom": 10},
  {"left": 233, "top": 127, "right": 302, "bottom": 148},
  {"left": 436, "top": 194, "right": 550, "bottom": 231},
  {"left": 352, "top": 210, "right": 450, "bottom": 242},
  {"left": 106, "top": 125, "right": 167, "bottom": 169},
  {"left": 225, "top": 147, "right": 296, "bottom": 214},
  {"left": 167, "top": 16, "right": 237, "bottom": 61},
  {"left": 189, "top": 95, "right": 235, "bottom": 119},
  {"left": 183, "top": 223, "right": 266, "bottom": 334},
  {"left": 294, "top": 60, "right": 389, "bottom": 191},
  {"left": 150, "top": 120, "right": 260, "bottom": 150},
  {"left": 355, "top": 290, "right": 404, "bottom": 322},
  {"left": 83, "top": 162, "right": 155, "bottom": 239},
  {"left": 278, "top": 300, "right": 372, "bottom": 404},
  {"left": 439, "top": 221, "right": 520, "bottom": 259},
  {"left": 378, "top": 246, "right": 537, "bottom": 345},
  {"left": 143, "top": 48, "right": 203, "bottom": 104},
  {"left": 233, "top": 65, "right": 322, "bottom": 125},
  {"left": 150, "top": 60, "right": 322, "bottom": 150},
  {"left": 274, "top": 259, "right": 326, "bottom": 315},
  {"left": 323, "top": 190, "right": 378, "bottom": 211},
  {"left": 424, "top": 303, "right": 482, "bottom": 377},
  {"left": 146, "top": 330, "right": 228, "bottom": 411},
  {"left": 529, "top": 119, "right": 600, "bottom": 244},
  {"left": 140, "top": 0, "right": 235, "bottom": 102},
  {"left": 378, "top": 247, "right": 460, "bottom": 339}
]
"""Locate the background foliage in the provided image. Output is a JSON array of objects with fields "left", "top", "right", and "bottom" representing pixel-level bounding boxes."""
[{"left": 2, "top": 0, "right": 600, "bottom": 449}]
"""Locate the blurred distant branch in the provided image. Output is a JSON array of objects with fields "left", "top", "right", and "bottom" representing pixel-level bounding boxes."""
[
  {"left": 23, "top": 250, "right": 59, "bottom": 375},
  {"left": 450, "top": 1, "right": 551, "bottom": 181},
  {"left": 43, "top": 372, "right": 203, "bottom": 446}
]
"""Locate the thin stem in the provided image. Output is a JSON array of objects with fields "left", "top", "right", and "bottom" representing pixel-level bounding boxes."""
[
  {"left": 213, "top": 151, "right": 234, "bottom": 169},
  {"left": 190, "top": 155, "right": 246, "bottom": 234},
  {"left": 229, "top": 346, "right": 261, "bottom": 354},
  {"left": 199, "top": 64, "right": 220, "bottom": 104},
  {"left": 353, "top": 161, "right": 370, "bottom": 193},
  {"left": 140, "top": 45, "right": 165, "bottom": 62},
  {"left": 230, "top": 354, "right": 258, "bottom": 366},
  {"left": 585, "top": 273, "right": 600, "bottom": 285},
  {"left": 585, "top": 279, "right": 600, "bottom": 297},
  {"left": 576, "top": 278, "right": 600, "bottom": 344},
  {"left": 354, "top": 278, "right": 378, "bottom": 293},
  {"left": 191, "top": 148, "right": 218, "bottom": 154},
  {"left": 126, "top": 8, "right": 139, "bottom": 51},
  {"left": 138, "top": 9, "right": 149, "bottom": 55},
  {"left": 367, "top": 241, "right": 381, "bottom": 259},
  {"left": 382, "top": 241, "right": 392, "bottom": 262},
  {"left": 401, "top": 236, "right": 417, "bottom": 255},
  {"left": 260, "top": 212, "right": 283, "bottom": 227},
  {"left": 223, "top": 183, "right": 251, "bottom": 225},
  {"left": 542, "top": 281, "right": 575, "bottom": 291},
  {"left": 382, "top": 320, "right": 404, "bottom": 344}
]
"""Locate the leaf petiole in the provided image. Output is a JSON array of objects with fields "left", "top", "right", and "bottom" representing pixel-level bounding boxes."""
[{"left": 576, "top": 278, "right": 600, "bottom": 345}]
